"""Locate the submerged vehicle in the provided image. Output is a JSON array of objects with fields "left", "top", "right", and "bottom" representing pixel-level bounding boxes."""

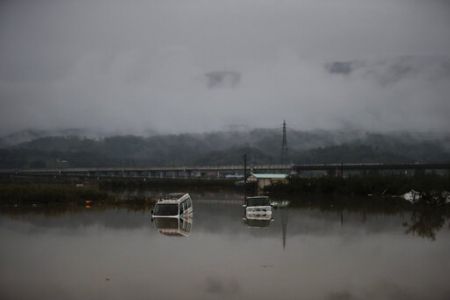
[
  {"left": 243, "top": 196, "right": 272, "bottom": 219},
  {"left": 152, "top": 193, "right": 193, "bottom": 236},
  {"left": 270, "top": 200, "right": 290, "bottom": 209},
  {"left": 402, "top": 190, "right": 422, "bottom": 203},
  {"left": 152, "top": 193, "right": 193, "bottom": 218}
]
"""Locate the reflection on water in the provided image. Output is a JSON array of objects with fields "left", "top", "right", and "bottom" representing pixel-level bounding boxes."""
[
  {"left": 404, "top": 207, "right": 448, "bottom": 240},
  {"left": 280, "top": 208, "right": 288, "bottom": 250},
  {"left": 154, "top": 217, "right": 192, "bottom": 237},
  {"left": 1, "top": 192, "right": 450, "bottom": 300},
  {"left": 243, "top": 217, "right": 272, "bottom": 228}
]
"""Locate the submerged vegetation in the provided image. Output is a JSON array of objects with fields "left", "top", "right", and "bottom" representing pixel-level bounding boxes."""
[
  {"left": 1, "top": 173, "right": 449, "bottom": 210},
  {"left": 266, "top": 174, "right": 450, "bottom": 197},
  {"left": 0, "top": 180, "right": 153, "bottom": 208},
  {"left": 0, "top": 178, "right": 235, "bottom": 207},
  {"left": 0, "top": 183, "right": 111, "bottom": 206}
]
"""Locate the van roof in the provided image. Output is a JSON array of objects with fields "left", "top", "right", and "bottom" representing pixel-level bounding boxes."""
[
  {"left": 157, "top": 193, "right": 190, "bottom": 204},
  {"left": 246, "top": 196, "right": 269, "bottom": 200}
]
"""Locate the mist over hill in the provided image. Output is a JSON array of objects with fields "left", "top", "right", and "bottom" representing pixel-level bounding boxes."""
[{"left": 1, "top": 129, "right": 449, "bottom": 169}]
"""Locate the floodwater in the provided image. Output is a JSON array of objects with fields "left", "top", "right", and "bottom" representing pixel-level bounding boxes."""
[{"left": 1, "top": 192, "right": 450, "bottom": 300}]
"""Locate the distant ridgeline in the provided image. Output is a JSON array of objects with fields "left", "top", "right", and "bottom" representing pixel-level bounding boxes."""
[{"left": 0, "top": 129, "right": 450, "bottom": 169}]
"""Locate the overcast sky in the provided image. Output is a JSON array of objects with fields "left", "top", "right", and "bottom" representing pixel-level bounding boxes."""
[{"left": 1, "top": 0, "right": 449, "bottom": 135}]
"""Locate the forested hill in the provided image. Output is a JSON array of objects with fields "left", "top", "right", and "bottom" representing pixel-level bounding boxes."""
[{"left": 1, "top": 129, "right": 450, "bottom": 168}]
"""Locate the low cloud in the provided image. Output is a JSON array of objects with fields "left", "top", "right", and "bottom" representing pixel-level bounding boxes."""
[
  {"left": 1, "top": 0, "right": 450, "bottom": 134},
  {"left": 326, "top": 62, "right": 358, "bottom": 75},
  {"left": 205, "top": 71, "right": 241, "bottom": 89}
]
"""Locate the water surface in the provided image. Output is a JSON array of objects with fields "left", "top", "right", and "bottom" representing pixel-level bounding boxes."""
[{"left": 1, "top": 193, "right": 450, "bottom": 300}]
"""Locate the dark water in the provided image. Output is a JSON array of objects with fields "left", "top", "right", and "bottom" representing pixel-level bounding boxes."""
[{"left": 1, "top": 192, "right": 450, "bottom": 300}]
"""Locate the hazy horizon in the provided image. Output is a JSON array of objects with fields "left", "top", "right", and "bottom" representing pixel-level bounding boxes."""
[
  {"left": 1, "top": 0, "right": 450, "bottom": 135},
  {"left": 3, "top": 124, "right": 450, "bottom": 139}
]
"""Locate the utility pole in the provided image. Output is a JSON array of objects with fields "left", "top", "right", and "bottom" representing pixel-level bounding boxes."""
[
  {"left": 243, "top": 153, "right": 248, "bottom": 201},
  {"left": 281, "top": 120, "right": 288, "bottom": 164},
  {"left": 243, "top": 153, "right": 248, "bottom": 182}
]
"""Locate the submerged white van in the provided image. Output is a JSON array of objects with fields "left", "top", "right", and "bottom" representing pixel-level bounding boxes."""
[
  {"left": 151, "top": 193, "right": 193, "bottom": 218},
  {"left": 243, "top": 196, "right": 272, "bottom": 219}
]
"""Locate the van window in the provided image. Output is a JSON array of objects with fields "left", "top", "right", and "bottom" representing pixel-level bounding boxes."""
[
  {"left": 154, "top": 204, "right": 178, "bottom": 215},
  {"left": 247, "top": 197, "right": 270, "bottom": 207}
]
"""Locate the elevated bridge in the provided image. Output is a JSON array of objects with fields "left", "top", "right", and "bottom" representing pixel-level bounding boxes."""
[
  {"left": 0, "top": 164, "right": 290, "bottom": 179},
  {"left": 0, "top": 163, "right": 449, "bottom": 178},
  {"left": 293, "top": 162, "right": 450, "bottom": 176}
]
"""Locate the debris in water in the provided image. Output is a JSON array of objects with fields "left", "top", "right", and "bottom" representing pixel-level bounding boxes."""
[{"left": 402, "top": 190, "right": 421, "bottom": 203}]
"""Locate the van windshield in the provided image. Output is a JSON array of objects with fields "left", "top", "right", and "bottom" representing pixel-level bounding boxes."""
[
  {"left": 154, "top": 204, "right": 178, "bottom": 216},
  {"left": 246, "top": 197, "right": 270, "bottom": 206}
]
